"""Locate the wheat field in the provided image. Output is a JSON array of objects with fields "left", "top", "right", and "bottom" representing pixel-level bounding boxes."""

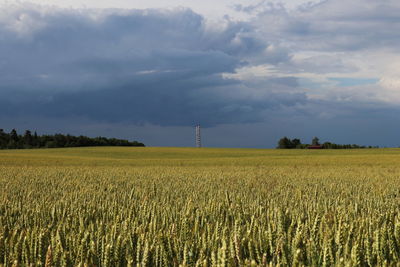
[{"left": 1, "top": 147, "right": 400, "bottom": 266}]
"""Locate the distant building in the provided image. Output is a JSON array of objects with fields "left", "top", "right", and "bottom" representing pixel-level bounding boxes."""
[{"left": 308, "top": 145, "right": 323, "bottom": 149}]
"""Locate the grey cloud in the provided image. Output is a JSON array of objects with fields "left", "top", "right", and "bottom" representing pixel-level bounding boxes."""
[
  {"left": 0, "top": 79, "right": 308, "bottom": 127},
  {"left": 0, "top": 5, "right": 303, "bottom": 127},
  {"left": 293, "top": 55, "right": 358, "bottom": 74},
  {"left": 248, "top": 0, "right": 400, "bottom": 52}
]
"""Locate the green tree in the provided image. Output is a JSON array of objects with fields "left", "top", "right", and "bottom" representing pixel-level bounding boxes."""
[
  {"left": 24, "top": 130, "right": 33, "bottom": 148},
  {"left": 0, "top": 129, "right": 7, "bottom": 148},
  {"left": 10, "top": 129, "right": 18, "bottom": 142},
  {"left": 292, "top": 138, "right": 302, "bottom": 148},
  {"left": 312, "top": 137, "right": 320, "bottom": 146},
  {"left": 323, "top": 142, "right": 332, "bottom": 149},
  {"left": 32, "top": 131, "right": 39, "bottom": 147},
  {"left": 278, "top": 137, "right": 293, "bottom": 149}
]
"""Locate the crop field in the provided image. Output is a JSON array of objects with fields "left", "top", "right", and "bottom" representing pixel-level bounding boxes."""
[{"left": 1, "top": 147, "right": 400, "bottom": 266}]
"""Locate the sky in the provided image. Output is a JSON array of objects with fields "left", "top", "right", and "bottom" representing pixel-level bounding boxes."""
[{"left": 1, "top": 0, "right": 400, "bottom": 148}]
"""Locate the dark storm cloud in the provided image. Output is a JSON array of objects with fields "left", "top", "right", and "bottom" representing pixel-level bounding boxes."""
[
  {"left": 0, "top": 5, "right": 301, "bottom": 127},
  {"left": 0, "top": 75, "right": 307, "bottom": 127}
]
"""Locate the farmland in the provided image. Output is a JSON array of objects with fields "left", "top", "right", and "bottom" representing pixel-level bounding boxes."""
[{"left": 1, "top": 147, "right": 400, "bottom": 266}]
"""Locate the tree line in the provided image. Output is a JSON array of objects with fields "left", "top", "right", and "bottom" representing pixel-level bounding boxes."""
[
  {"left": 277, "top": 136, "right": 378, "bottom": 149},
  {"left": 0, "top": 129, "right": 145, "bottom": 149}
]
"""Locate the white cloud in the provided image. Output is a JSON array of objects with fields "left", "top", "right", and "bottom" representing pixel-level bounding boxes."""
[{"left": 7, "top": 0, "right": 321, "bottom": 21}]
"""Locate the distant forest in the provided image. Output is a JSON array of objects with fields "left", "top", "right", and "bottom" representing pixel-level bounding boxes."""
[
  {"left": 277, "top": 136, "right": 378, "bottom": 149},
  {"left": 0, "top": 129, "right": 145, "bottom": 149}
]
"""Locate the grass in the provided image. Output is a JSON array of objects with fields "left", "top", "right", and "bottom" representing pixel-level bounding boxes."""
[
  {"left": 1, "top": 147, "right": 400, "bottom": 266},
  {"left": 1, "top": 146, "right": 398, "bottom": 166}
]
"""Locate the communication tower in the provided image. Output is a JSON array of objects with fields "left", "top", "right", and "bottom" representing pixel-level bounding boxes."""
[{"left": 195, "top": 124, "right": 201, "bottom": 148}]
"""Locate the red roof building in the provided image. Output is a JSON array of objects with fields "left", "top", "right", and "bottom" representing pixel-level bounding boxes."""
[{"left": 308, "top": 145, "right": 323, "bottom": 149}]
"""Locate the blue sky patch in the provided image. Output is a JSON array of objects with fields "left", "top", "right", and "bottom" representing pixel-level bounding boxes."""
[{"left": 328, "top": 78, "right": 379, "bottom": 87}]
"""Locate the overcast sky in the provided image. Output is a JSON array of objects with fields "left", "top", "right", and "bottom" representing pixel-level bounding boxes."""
[{"left": 1, "top": 0, "right": 400, "bottom": 148}]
